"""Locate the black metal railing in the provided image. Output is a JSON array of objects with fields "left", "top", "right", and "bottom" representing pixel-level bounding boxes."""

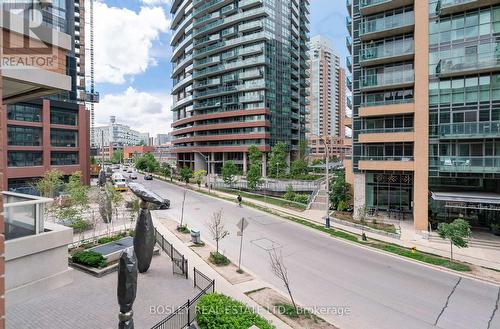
[
  {"left": 154, "top": 228, "right": 188, "bottom": 279},
  {"left": 151, "top": 267, "right": 215, "bottom": 329}
]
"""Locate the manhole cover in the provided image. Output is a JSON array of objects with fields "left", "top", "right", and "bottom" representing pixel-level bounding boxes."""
[{"left": 251, "top": 238, "right": 282, "bottom": 251}]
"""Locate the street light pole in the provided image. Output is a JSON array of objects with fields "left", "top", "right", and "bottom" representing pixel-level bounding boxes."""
[{"left": 319, "top": 136, "right": 330, "bottom": 228}]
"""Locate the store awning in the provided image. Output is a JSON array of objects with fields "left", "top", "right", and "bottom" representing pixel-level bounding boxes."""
[{"left": 431, "top": 191, "right": 500, "bottom": 204}]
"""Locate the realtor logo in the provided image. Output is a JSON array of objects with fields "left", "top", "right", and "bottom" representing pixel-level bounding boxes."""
[{"left": 1, "top": 0, "right": 58, "bottom": 69}]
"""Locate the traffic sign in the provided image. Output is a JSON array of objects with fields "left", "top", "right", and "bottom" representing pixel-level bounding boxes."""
[{"left": 237, "top": 217, "right": 249, "bottom": 232}]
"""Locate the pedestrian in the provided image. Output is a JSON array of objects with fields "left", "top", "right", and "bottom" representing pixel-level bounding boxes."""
[{"left": 237, "top": 194, "right": 242, "bottom": 207}]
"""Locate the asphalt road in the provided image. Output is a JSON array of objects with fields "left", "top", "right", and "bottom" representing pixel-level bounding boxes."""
[{"left": 132, "top": 173, "right": 500, "bottom": 329}]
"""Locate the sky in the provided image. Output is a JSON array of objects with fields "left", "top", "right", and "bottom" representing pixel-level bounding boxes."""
[{"left": 91, "top": 0, "right": 349, "bottom": 136}]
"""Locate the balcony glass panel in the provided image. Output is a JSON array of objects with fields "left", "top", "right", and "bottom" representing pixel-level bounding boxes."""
[
  {"left": 436, "top": 49, "right": 500, "bottom": 76},
  {"left": 361, "top": 68, "right": 414, "bottom": 89},
  {"left": 360, "top": 38, "right": 414, "bottom": 62},
  {"left": 360, "top": 0, "right": 390, "bottom": 8},
  {"left": 436, "top": 121, "right": 500, "bottom": 138},
  {"left": 433, "top": 156, "right": 500, "bottom": 173},
  {"left": 360, "top": 11, "right": 414, "bottom": 36}
]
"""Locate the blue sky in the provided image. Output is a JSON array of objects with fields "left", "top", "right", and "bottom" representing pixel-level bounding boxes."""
[{"left": 93, "top": 0, "right": 348, "bottom": 135}]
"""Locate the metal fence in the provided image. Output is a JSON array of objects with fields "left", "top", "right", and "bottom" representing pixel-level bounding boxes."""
[
  {"left": 154, "top": 228, "right": 188, "bottom": 279},
  {"left": 211, "top": 178, "right": 321, "bottom": 192},
  {"left": 151, "top": 268, "right": 215, "bottom": 329}
]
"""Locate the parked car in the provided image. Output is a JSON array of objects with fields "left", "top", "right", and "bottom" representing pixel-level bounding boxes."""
[
  {"left": 129, "top": 172, "right": 138, "bottom": 180},
  {"left": 111, "top": 173, "right": 128, "bottom": 191},
  {"left": 144, "top": 173, "right": 153, "bottom": 180},
  {"left": 127, "top": 168, "right": 133, "bottom": 173}
]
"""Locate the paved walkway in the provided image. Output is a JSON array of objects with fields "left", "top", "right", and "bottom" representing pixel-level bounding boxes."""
[
  {"left": 6, "top": 254, "right": 197, "bottom": 329},
  {"left": 154, "top": 174, "right": 500, "bottom": 271}
]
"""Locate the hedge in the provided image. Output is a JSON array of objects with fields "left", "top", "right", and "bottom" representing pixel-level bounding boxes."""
[
  {"left": 196, "top": 293, "right": 274, "bottom": 329},
  {"left": 72, "top": 250, "right": 107, "bottom": 268}
]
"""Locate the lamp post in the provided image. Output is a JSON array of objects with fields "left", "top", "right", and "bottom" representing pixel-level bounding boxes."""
[
  {"left": 195, "top": 151, "right": 211, "bottom": 194},
  {"left": 312, "top": 134, "right": 331, "bottom": 228}
]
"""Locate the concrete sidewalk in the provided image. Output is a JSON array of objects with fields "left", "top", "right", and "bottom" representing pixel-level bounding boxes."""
[
  {"left": 152, "top": 213, "right": 293, "bottom": 329},
  {"left": 151, "top": 174, "right": 500, "bottom": 271}
]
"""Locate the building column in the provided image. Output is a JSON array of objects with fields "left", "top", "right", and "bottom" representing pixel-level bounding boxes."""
[
  {"left": 413, "top": 0, "right": 429, "bottom": 232},
  {"left": 262, "top": 153, "right": 267, "bottom": 177},
  {"left": 211, "top": 152, "right": 215, "bottom": 175},
  {"left": 79, "top": 105, "right": 90, "bottom": 185},
  {"left": 193, "top": 152, "right": 205, "bottom": 172},
  {"left": 42, "top": 100, "right": 51, "bottom": 173},
  {"left": 353, "top": 173, "right": 366, "bottom": 219},
  {"left": 242, "top": 152, "right": 247, "bottom": 174}
]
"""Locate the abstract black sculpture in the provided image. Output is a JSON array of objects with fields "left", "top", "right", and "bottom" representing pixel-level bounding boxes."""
[
  {"left": 98, "top": 169, "right": 106, "bottom": 187},
  {"left": 117, "top": 248, "right": 137, "bottom": 329},
  {"left": 128, "top": 183, "right": 163, "bottom": 273}
]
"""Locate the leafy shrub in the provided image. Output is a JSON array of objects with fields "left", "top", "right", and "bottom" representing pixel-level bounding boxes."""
[
  {"left": 72, "top": 250, "right": 107, "bottom": 268},
  {"left": 97, "top": 232, "right": 127, "bottom": 245},
  {"left": 284, "top": 185, "right": 296, "bottom": 201},
  {"left": 70, "top": 218, "right": 93, "bottom": 233},
  {"left": 177, "top": 224, "right": 190, "bottom": 234},
  {"left": 293, "top": 194, "right": 309, "bottom": 204},
  {"left": 337, "top": 200, "right": 347, "bottom": 211},
  {"left": 197, "top": 293, "right": 274, "bottom": 329},
  {"left": 209, "top": 252, "right": 230, "bottom": 266}
]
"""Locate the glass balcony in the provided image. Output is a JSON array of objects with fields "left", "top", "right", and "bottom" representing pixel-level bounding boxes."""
[
  {"left": 437, "top": 0, "right": 500, "bottom": 16},
  {"left": 346, "top": 0, "right": 352, "bottom": 14},
  {"left": 360, "top": 40, "right": 414, "bottom": 66},
  {"left": 347, "top": 56, "right": 353, "bottom": 73},
  {"left": 361, "top": 69, "right": 414, "bottom": 90},
  {"left": 359, "top": 155, "right": 414, "bottom": 161},
  {"left": 194, "top": 7, "right": 266, "bottom": 37},
  {"left": 433, "top": 156, "right": 500, "bottom": 173},
  {"left": 435, "top": 50, "right": 500, "bottom": 77},
  {"left": 359, "top": 0, "right": 413, "bottom": 15},
  {"left": 360, "top": 127, "right": 413, "bottom": 134},
  {"left": 436, "top": 121, "right": 500, "bottom": 139},
  {"left": 361, "top": 98, "right": 414, "bottom": 108},
  {"left": 346, "top": 16, "right": 352, "bottom": 31},
  {"left": 360, "top": 11, "right": 414, "bottom": 41},
  {"left": 346, "top": 76, "right": 352, "bottom": 91},
  {"left": 346, "top": 36, "right": 352, "bottom": 53}
]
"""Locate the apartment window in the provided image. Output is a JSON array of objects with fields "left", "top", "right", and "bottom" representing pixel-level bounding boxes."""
[
  {"left": 8, "top": 151, "right": 43, "bottom": 167},
  {"left": 7, "top": 126, "right": 42, "bottom": 146},
  {"left": 51, "top": 152, "right": 78, "bottom": 165},
  {"left": 7, "top": 104, "right": 42, "bottom": 122},
  {"left": 51, "top": 129, "right": 78, "bottom": 147},
  {"left": 51, "top": 108, "right": 78, "bottom": 126}
]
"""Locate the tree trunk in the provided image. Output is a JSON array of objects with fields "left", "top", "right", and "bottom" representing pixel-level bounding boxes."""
[
  {"left": 450, "top": 241, "right": 453, "bottom": 261},
  {"left": 216, "top": 240, "right": 219, "bottom": 254},
  {"left": 285, "top": 283, "right": 297, "bottom": 311}
]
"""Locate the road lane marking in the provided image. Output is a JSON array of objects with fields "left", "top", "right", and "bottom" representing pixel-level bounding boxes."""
[
  {"left": 488, "top": 287, "right": 500, "bottom": 329},
  {"left": 434, "top": 277, "right": 462, "bottom": 326}
]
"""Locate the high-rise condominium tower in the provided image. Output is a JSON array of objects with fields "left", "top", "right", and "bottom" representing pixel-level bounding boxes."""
[
  {"left": 170, "top": 0, "right": 310, "bottom": 174},
  {"left": 347, "top": 0, "right": 500, "bottom": 232}
]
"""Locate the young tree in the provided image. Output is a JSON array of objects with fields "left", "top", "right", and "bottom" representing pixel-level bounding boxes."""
[
  {"left": 179, "top": 190, "right": 187, "bottom": 228},
  {"left": 246, "top": 164, "right": 262, "bottom": 190},
  {"left": 111, "top": 150, "right": 123, "bottom": 164},
  {"left": 330, "top": 171, "right": 352, "bottom": 211},
  {"left": 159, "top": 162, "right": 172, "bottom": 179},
  {"left": 206, "top": 209, "right": 229, "bottom": 255},
  {"left": 268, "top": 142, "right": 287, "bottom": 178},
  {"left": 134, "top": 153, "right": 159, "bottom": 173},
  {"left": 269, "top": 247, "right": 297, "bottom": 311},
  {"left": 247, "top": 146, "right": 262, "bottom": 189},
  {"left": 221, "top": 160, "right": 238, "bottom": 186},
  {"left": 66, "top": 171, "right": 89, "bottom": 209},
  {"left": 290, "top": 159, "right": 309, "bottom": 177},
  {"left": 194, "top": 169, "right": 207, "bottom": 189},
  {"left": 36, "top": 169, "right": 64, "bottom": 198},
  {"left": 437, "top": 218, "right": 471, "bottom": 261},
  {"left": 180, "top": 166, "right": 193, "bottom": 185},
  {"left": 299, "top": 140, "right": 308, "bottom": 160}
]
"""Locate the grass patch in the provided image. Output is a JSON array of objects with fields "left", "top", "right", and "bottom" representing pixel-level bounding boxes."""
[
  {"left": 177, "top": 224, "right": 190, "bottom": 234},
  {"left": 215, "top": 188, "right": 307, "bottom": 211},
  {"left": 209, "top": 252, "right": 230, "bottom": 266},
  {"left": 236, "top": 268, "right": 244, "bottom": 274},
  {"left": 191, "top": 241, "right": 206, "bottom": 247},
  {"left": 376, "top": 245, "right": 471, "bottom": 272}
]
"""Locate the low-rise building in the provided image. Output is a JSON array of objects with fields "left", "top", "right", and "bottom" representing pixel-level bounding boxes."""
[{"left": 123, "top": 146, "right": 156, "bottom": 163}]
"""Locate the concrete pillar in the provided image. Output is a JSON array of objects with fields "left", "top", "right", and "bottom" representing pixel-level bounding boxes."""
[
  {"left": 242, "top": 152, "right": 247, "bottom": 173},
  {"left": 42, "top": 100, "right": 51, "bottom": 172},
  {"left": 193, "top": 153, "right": 205, "bottom": 172},
  {"left": 211, "top": 152, "right": 215, "bottom": 175},
  {"left": 222, "top": 152, "right": 227, "bottom": 164},
  {"left": 353, "top": 173, "right": 366, "bottom": 220},
  {"left": 262, "top": 153, "right": 267, "bottom": 177}
]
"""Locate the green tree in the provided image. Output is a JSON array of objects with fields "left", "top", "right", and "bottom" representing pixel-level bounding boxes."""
[
  {"left": 330, "top": 171, "right": 352, "bottom": 211},
  {"left": 159, "top": 162, "right": 172, "bottom": 179},
  {"left": 268, "top": 142, "right": 287, "bottom": 178},
  {"left": 248, "top": 145, "right": 262, "bottom": 166},
  {"left": 290, "top": 159, "right": 309, "bottom": 177},
  {"left": 66, "top": 171, "right": 89, "bottom": 208},
  {"left": 111, "top": 150, "right": 123, "bottom": 164},
  {"left": 90, "top": 156, "right": 97, "bottom": 165},
  {"left": 36, "top": 169, "right": 64, "bottom": 198},
  {"left": 180, "top": 166, "right": 193, "bottom": 185},
  {"left": 194, "top": 169, "right": 207, "bottom": 188},
  {"left": 221, "top": 160, "right": 239, "bottom": 186},
  {"left": 246, "top": 164, "right": 262, "bottom": 190},
  {"left": 437, "top": 218, "right": 471, "bottom": 261},
  {"left": 134, "top": 153, "right": 158, "bottom": 173},
  {"left": 299, "top": 140, "right": 308, "bottom": 160}
]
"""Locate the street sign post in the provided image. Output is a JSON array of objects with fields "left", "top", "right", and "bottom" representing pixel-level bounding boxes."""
[{"left": 236, "top": 217, "right": 248, "bottom": 271}]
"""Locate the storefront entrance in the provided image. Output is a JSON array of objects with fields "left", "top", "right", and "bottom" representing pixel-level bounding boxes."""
[{"left": 365, "top": 172, "right": 413, "bottom": 213}]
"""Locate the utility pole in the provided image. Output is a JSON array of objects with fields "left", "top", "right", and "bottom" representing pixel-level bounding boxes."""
[
  {"left": 323, "top": 136, "right": 330, "bottom": 228},
  {"left": 237, "top": 217, "right": 248, "bottom": 272}
]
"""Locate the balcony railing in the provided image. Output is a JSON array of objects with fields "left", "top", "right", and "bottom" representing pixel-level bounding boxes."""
[
  {"left": 359, "top": 127, "right": 414, "bottom": 134},
  {"left": 360, "top": 11, "right": 414, "bottom": 37},
  {"left": 360, "top": 0, "right": 390, "bottom": 7},
  {"left": 360, "top": 41, "right": 414, "bottom": 63},
  {"left": 360, "top": 69, "right": 414, "bottom": 89},
  {"left": 435, "top": 121, "right": 500, "bottom": 138},
  {"left": 361, "top": 98, "right": 414, "bottom": 107},
  {"left": 433, "top": 156, "right": 500, "bottom": 173},
  {"left": 358, "top": 155, "right": 414, "bottom": 161},
  {"left": 435, "top": 51, "right": 500, "bottom": 76}
]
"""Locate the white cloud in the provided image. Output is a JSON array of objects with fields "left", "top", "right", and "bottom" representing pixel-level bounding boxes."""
[
  {"left": 142, "top": 0, "right": 172, "bottom": 5},
  {"left": 95, "top": 87, "right": 173, "bottom": 135},
  {"left": 91, "top": 2, "right": 170, "bottom": 84}
]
